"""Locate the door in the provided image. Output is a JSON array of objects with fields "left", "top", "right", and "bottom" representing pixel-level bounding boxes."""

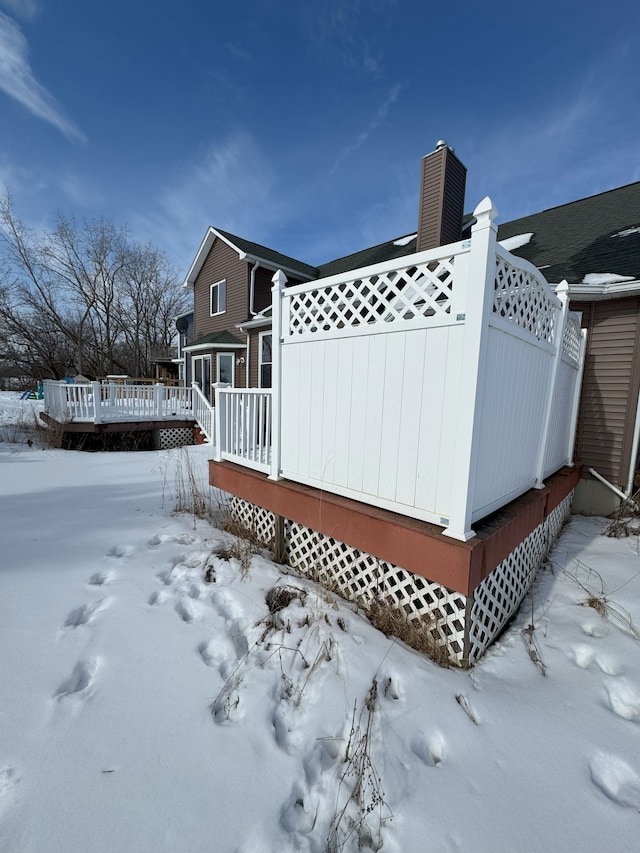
[{"left": 193, "top": 355, "right": 212, "bottom": 401}]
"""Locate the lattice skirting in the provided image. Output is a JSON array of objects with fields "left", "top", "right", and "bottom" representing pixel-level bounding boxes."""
[
  {"left": 228, "top": 491, "right": 573, "bottom": 666},
  {"left": 467, "top": 491, "right": 573, "bottom": 663},
  {"left": 152, "top": 427, "right": 194, "bottom": 450}
]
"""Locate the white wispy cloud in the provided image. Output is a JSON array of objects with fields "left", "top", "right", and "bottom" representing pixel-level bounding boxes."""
[
  {"left": 314, "top": 0, "right": 389, "bottom": 77},
  {"left": 465, "top": 49, "right": 640, "bottom": 221},
  {"left": 0, "top": 11, "right": 85, "bottom": 143},
  {"left": 329, "top": 82, "right": 404, "bottom": 176},
  {"left": 131, "top": 131, "right": 279, "bottom": 272},
  {"left": 0, "top": 0, "right": 40, "bottom": 21}
]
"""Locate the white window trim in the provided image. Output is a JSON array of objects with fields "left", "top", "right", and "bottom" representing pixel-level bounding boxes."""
[
  {"left": 259, "top": 330, "right": 272, "bottom": 388},
  {"left": 216, "top": 351, "right": 235, "bottom": 386},
  {"left": 210, "top": 279, "right": 226, "bottom": 317}
]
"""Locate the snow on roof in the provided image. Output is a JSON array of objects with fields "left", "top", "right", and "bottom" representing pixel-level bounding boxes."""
[
  {"left": 612, "top": 227, "right": 640, "bottom": 238},
  {"left": 498, "top": 232, "right": 534, "bottom": 251},
  {"left": 582, "top": 272, "right": 636, "bottom": 285},
  {"left": 393, "top": 233, "right": 417, "bottom": 247}
]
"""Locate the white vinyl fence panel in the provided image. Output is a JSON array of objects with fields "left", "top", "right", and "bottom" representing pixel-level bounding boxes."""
[
  {"left": 280, "top": 324, "right": 463, "bottom": 522},
  {"left": 214, "top": 197, "right": 587, "bottom": 541}
]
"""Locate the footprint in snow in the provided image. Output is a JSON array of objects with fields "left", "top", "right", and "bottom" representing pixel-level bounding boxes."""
[
  {"left": 175, "top": 598, "right": 198, "bottom": 624},
  {"left": 0, "top": 766, "right": 18, "bottom": 798},
  {"left": 56, "top": 659, "right": 98, "bottom": 699},
  {"left": 88, "top": 571, "right": 112, "bottom": 586},
  {"left": 64, "top": 599, "right": 107, "bottom": 629},
  {"left": 197, "top": 637, "right": 235, "bottom": 669},
  {"left": 211, "top": 588, "right": 244, "bottom": 621},
  {"left": 569, "top": 644, "right": 621, "bottom": 675},
  {"left": 589, "top": 752, "right": 640, "bottom": 810},
  {"left": 581, "top": 619, "right": 608, "bottom": 638},
  {"left": 0, "top": 766, "right": 19, "bottom": 817},
  {"left": 411, "top": 731, "right": 447, "bottom": 766},
  {"left": 188, "top": 583, "right": 202, "bottom": 600},
  {"left": 604, "top": 679, "right": 640, "bottom": 721},
  {"left": 147, "top": 532, "right": 197, "bottom": 549},
  {"left": 106, "top": 544, "right": 136, "bottom": 559},
  {"left": 148, "top": 589, "right": 169, "bottom": 606}
]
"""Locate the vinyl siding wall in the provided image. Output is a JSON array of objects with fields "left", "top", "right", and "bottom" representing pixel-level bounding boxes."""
[
  {"left": 573, "top": 298, "right": 640, "bottom": 486},
  {"left": 193, "top": 240, "right": 249, "bottom": 339},
  {"left": 192, "top": 239, "right": 249, "bottom": 387}
]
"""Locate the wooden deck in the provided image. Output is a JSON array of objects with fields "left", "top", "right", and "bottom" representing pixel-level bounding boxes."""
[
  {"left": 210, "top": 459, "right": 581, "bottom": 597},
  {"left": 40, "top": 412, "right": 195, "bottom": 434}
]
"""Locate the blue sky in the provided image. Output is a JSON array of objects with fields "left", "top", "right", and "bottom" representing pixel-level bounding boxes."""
[{"left": 1, "top": 0, "right": 638, "bottom": 275}]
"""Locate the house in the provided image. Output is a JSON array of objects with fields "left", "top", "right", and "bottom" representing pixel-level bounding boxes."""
[
  {"left": 181, "top": 232, "right": 316, "bottom": 399},
  {"left": 181, "top": 148, "right": 640, "bottom": 519},
  {"left": 176, "top": 143, "right": 601, "bottom": 665}
]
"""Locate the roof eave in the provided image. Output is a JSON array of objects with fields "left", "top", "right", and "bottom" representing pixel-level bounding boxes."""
[
  {"left": 182, "top": 227, "right": 247, "bottom": 289},
  {"left": 567, "top": 279, "right": 640, "bottom": 301},
  {"left": 241, "top": 252, "right": 316, "bottom": 282}
]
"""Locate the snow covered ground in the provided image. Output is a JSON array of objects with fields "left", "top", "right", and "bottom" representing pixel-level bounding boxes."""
[{"left": 1, "top": 390, "right": 639, "bottom": 853}]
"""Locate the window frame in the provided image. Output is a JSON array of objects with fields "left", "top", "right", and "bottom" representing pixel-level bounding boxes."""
[
  {"left": 210, "top": 279, "right": 227, "bottom": 317},
  {"left": 216, "top": 351, "right": 235, "bottom": 386},
  {"left": 259, "top": 331, "right": 272, "bottom": 388}
]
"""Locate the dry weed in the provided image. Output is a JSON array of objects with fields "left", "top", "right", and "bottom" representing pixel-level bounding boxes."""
[
  {"left": 327, "top": 679, "right": 392, "bottom": 852},
  {"left": 172, "top": 447, "right": 213, "bottom": 521},
  {"left": 365, "top": 598, "right": 452, "bottom": 667},
  {"left": 561, "top": 559, "right": 640, "bottom": 641}
]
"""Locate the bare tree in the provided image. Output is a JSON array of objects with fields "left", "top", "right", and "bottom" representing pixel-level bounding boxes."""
[{"left": 0, "top": 194, "right": 190, "bottom": 380}]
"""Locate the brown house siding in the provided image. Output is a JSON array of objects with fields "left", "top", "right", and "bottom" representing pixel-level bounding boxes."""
[
  {"left": 193, "top": 239, "right": 249, "bottom": 340},
  {"left": 253, "top": 268, "right": 274, "bottom": 315},
  {"left": 248, "top": 328, "right": 259, "bottom": 388},
  {"left": 573, "top": 297, "right": 640, "bottom": 486}
]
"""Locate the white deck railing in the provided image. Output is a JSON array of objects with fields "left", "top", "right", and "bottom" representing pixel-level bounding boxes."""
[
  {"left": 43, "top": 381, "right": 195, "bottom": 424},
  {"left": 214, "top": 196, "right": 586, "bottom": 541},
  {"left": 214, "top": 388, "right": 272, "bottom": 474},
  {"left": 192, "top": 382, "right": 215, "bottom": 444}
]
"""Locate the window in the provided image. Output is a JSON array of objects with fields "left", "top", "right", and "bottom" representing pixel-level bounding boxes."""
[
  {"left": 259, "top": 332, "right": 272, "bottom": 388},
  {"left": 210, "top": 279, "right": 227, "bottom": 316},
  {"left": 217, "top": 352, "right": 234, "bottom": 386}
]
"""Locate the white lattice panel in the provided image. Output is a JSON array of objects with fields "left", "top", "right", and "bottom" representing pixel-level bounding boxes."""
[
  {"left": 287, "top": 256, "right": 457, "bottom": 336},
  {"left": 153, "top": 427, "right": 194, "bottom": 449},
  {"left": 546, "top": 492, "right": 573, "bottom": 542},
  {"left": 467, "top": 489, "right": 574, "bottom": 663},
  {"left": 230, "top": 497, "right": 276, "bottom": 547},
  {"left": 285, "top": 521, "right": 468, "bottom": 663},
  {"left": 228, "top": 489, "right": 573, "bottom": 666},
  {"left": 493, "top": 256, "right": 558, "bottom": 343},
  {"left": 561, "top": 313, "right": 582, "bottom": 363}
]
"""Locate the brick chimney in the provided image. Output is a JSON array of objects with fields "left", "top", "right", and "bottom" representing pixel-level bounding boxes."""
[{"left": 416, "top": 141, "right": 467, "bottom": 252}]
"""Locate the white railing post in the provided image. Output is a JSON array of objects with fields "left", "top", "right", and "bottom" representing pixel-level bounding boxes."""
[
  {"left": 443, "top": 197, "right": 498, "bottom": 541},
  {"left": 214, "top": 386, "right": 224, "bottom": 461},
  {"left": 91, "top": 381, "right": 101, "bottom": 424},
  {"left": 534, "top": 280, "right": 568, "bottom": 487},
  {"left": 269, "top": 269, "right": 287, "bottom": 481},
  {"left": 154, "top": 382, "right": 163, "bottom": 418}
]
